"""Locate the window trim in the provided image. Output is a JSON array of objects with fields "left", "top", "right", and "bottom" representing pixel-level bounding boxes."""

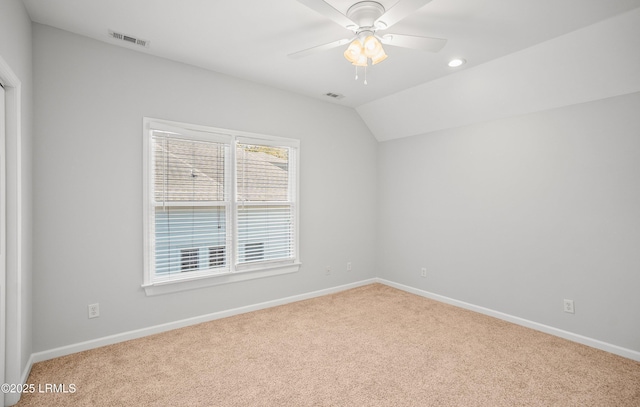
[{"left": 142, "top": 117, "right": 300, "bottom": 296}]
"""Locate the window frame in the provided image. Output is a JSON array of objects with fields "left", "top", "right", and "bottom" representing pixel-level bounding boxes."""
[{"left": 142, "top": 118, "right": 300, "bottom": 296}]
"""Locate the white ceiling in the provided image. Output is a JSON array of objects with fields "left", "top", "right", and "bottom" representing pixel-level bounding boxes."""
[
  {"left": 359, "top": 6, "right": 640, "bottom": 140},
  {"left": 21, "top": 0, "right": 640, "bottom": 110}
]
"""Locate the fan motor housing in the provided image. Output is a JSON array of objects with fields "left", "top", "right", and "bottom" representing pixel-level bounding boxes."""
[{"left": 347, "top": 1, "right": 385, "bottom": 28}]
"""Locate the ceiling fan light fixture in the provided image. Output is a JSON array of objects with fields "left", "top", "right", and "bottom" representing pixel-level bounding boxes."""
[
  {"left": 352, "top": 54, "right": 369, "bottom": 67},
  {"left": 344, "top": 35, "right": 388, "bottom": 67},
  {"left": 371, "top": 48, "right": 388, "bottom": 65},
  {"left": 344, "top": 39, "right": 364, "bottom": 63},
  {"left": 363, "top": 35, "right": 383, "bottom": 58}
]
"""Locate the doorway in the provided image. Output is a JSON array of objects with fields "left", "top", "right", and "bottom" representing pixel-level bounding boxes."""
[
  {"left": 0, "top": 54, "right": 22, "bottom": 407},
  {"left": 0, "top": 80, "right": 6, "bottom": 407}
]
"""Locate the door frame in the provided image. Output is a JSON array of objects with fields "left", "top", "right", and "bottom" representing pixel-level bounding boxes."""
[
  {"left": 0, "top": 74, "right": 6, "bottom": 407},
  {"left": 0, "top": 54, "right": 24, "bottom": 407}
]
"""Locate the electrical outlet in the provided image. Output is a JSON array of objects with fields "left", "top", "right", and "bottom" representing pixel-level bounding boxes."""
[
  {"left": 421, "top": 267, "right": 427, "bottom": 278},
  {"left": 347, "top": 262, "right": 352, "bottom": 272},
  {"left": 563, "top": 299, "right": 575, "bottom": 314},
  {"left": 88, "top": 303, "right": 100, "bottom": 319},
  {"left": 326, "top": 266, "right": 331, "bottom": 276}
]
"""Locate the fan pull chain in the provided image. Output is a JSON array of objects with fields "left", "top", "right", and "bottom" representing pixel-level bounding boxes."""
[{"left": 354, "top": 65, "right": 369, "bottom": 85}]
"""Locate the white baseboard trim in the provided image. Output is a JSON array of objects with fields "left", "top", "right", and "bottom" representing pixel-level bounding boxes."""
[
  {"left": 23, "top": 275, "right": 639, "bottom": 386},
  {"left": 376, "top": 278, "right": 640, "bottom": 362},
  {"left": 30, "top": 279, "right": 377, "bottom": 365},
  {"left": 21, "top": 354, "right": 35, "bottom": 384},
  {"left": 4, "top": 354, "right": 35, "bottom": 406}
]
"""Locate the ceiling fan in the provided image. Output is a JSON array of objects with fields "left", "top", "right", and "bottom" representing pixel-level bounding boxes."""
[{"left": 290, "top": 0, "right": 447, "bottom": 81}]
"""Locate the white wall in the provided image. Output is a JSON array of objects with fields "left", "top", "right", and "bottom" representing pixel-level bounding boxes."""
[
  {"left": 32, "top": 24, "right": 378, "bottom": 352},
  {"left": 0, "top": 0, "right": 34, "bottom": 402},
  {"left": 377, "top": 92, "right": 640, "bottom": 352}
]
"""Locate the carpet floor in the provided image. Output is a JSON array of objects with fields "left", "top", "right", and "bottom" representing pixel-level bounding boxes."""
[{"left": 16, "top": 283, "right": 640, "bottom": 406}]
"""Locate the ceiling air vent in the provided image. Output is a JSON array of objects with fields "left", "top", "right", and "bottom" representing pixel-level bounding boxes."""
[
  {"left": 108, "top": 30, "right": 150, "bottom": 48},
  {"left": 324, "top": 92, "right": 345, "bottom": 100}
]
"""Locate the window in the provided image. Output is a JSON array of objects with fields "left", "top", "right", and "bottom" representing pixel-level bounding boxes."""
[{"left": 143, "top": 118, "right": 300, "bottom": 295}]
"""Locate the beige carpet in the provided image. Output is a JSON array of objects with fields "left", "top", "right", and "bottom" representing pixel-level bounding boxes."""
[{"left": 16, "top": 284, "right": 640, "bottom": 406}]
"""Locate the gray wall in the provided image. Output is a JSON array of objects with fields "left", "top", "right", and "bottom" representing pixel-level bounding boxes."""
[
  {"left": 32, "top": 24, "right": 378, "bottom": 352},
  {"left": 0, "top": 0, "right": 34, "bottom": 397},
  {"left": 377, "top": 92, "right": 640, "bottom": 352}
]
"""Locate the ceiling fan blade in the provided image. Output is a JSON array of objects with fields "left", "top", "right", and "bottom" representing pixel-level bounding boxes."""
[
  {"left": 380, "top": 34, "right": 447, "bottom": 52},
  {"left": 297, "top": 0, "right": 357, "bottom": 29},
  {"left": 288, "top": 38, "right": 352, "bottom": 59},
  {"left": 375, "top": 0, "right": 432, "bottom": 29}
]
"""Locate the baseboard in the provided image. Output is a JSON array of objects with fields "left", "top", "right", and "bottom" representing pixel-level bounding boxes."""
[
  {"left": 30, "top": 279, "right": 377, "bottom": 365},
  {"left": 3, "top": 353, "right": 35, "bottom": 406},
  {"left": 376, "top": 278, "right": 640, "bottom": 362},
  {"left": 21, "top": 354, "right": 35, "bottom": 384},
  {"left": 24, "top": 276, "right": 640, "bottom": 379}
]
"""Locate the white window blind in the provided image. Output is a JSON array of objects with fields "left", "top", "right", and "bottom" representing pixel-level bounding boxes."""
[
  {"left": 151, "top": 133, "right": 229, "bottom": 278},
  {"left": 236, "top": 143, "right": 295, "bottom": 266}
]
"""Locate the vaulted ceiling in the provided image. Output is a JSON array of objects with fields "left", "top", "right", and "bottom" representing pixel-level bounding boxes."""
[{"left": 22, "top": 0, "right": 640, "bottom": 140}]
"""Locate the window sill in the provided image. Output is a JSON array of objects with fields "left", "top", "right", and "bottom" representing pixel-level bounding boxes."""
[{"left": 142, "top": 262, "right": 301, "bottom": 296}]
